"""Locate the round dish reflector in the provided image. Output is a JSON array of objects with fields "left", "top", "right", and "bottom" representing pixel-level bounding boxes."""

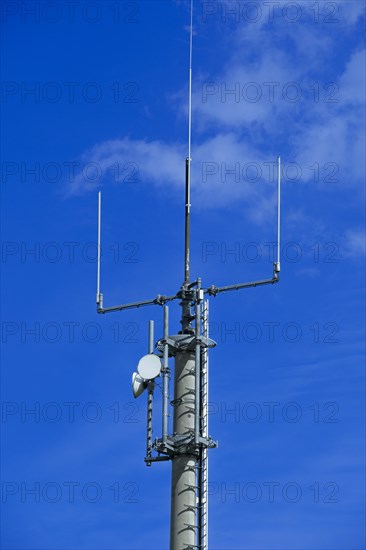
[
  {"left": 132, "top": 372, "right": 147, "bottom": 398},
  {"left": 137, "top": 354, "right": 161, "bottom": 380}
]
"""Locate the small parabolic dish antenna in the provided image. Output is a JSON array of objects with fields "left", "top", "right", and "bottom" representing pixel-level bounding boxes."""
[
  {"left": 137, "top": 354, "right": 162, "bottom": 380},
  {"left": 132, "top": 372, "right": 148, "bottom": 399}
]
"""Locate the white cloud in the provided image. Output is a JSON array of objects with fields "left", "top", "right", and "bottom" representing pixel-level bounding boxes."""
[
  {"left": 69, "top": 132, "right": 279, "bottom": 224},
  {"left": 340, "top": 48, "right": 366, "bottom": 105},
  {"left": 293, "top": 108, "right": 363, "bottom": 183},
  {"left": 342, "top": 228, "right": 366, "bottom": 259},
  {"left": 69, "top": 3, "right": 364, "bottom": 213},
  {"left": 336, "top": 0, "right": 366, "bottom": 25},
  {"left": 293, "top": 48, "right": 365, "bottom": 184},
  {"left": 68, "top": 137, "right": 184, "bottom": 196},
  {"left": 192, "top": 50, "right": 295, "bottom": 131}
]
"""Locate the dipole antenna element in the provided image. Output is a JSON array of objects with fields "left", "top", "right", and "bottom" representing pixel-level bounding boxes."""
[
  {"left": 96, "top": 190, "right": 102, "bottom": 307},
  {"left": 276, "top": 155, "right": 281, "bottom": 272}
]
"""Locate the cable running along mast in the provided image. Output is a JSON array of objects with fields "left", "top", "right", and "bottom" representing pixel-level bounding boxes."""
[{"left": 95, "top": 2, "right": 281, "bottom": 548}]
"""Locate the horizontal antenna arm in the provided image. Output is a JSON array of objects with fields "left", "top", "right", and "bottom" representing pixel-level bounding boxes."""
[
  {"left": 98, "top": 293, "right": 179, "bottom": 314},
  {"left": 205, "top": 271, "right": 279, "bottom": 297}
]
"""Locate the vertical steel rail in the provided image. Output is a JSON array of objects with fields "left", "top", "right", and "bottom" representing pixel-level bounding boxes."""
[
  {"left": 195, "top": 287, "right": 201, "bottom": 445},
  {"left": 199, "top": 300, "right": 209, "bottom": 550},
  {"left": 162, "top": 306, "right": 169, "bottom": 444},
  {"left": 146, "top": 320, "right": 155, "bottom": 466}
]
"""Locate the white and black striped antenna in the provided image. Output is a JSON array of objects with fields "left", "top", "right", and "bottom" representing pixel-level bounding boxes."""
[{"left": 94, "top": 2, "right": 281, "bottom": 548}]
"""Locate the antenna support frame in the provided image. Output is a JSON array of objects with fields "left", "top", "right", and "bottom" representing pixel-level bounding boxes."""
[{"left": 92, "top": 5, "right": 282, "bottom": 549}]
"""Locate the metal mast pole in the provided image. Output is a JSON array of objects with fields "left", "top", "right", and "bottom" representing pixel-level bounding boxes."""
[{"left": 170, "top": 347, "right": 197, "bottom": 550}]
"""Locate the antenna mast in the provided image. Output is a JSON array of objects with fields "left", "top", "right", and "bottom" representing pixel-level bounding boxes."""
[{"left": 93, "top": 2, "right": 282, "bottom": 548}]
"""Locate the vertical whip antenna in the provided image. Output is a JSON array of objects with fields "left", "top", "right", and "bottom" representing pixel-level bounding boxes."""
[
  {"left": 96, "top": 191, "right": 102, "bottom": 305},
  {"left": 275, "top": 156, "right": 281, "bottom": 273},
  {"left": 184, "top": 0, "right": 194, "bottom": 285},
  {"left": 188, "top": 0, "right": 193, "bottom": 163}
]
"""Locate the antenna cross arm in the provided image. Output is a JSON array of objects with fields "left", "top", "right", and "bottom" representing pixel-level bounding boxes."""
[
  {"left": 205, "top": 273, "right": 279, "bottom": 297},
  {"left": 97, "top": 293, "right": 178, "bottom": 314}
]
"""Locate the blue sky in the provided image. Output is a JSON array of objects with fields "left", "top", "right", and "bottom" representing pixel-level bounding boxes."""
[{"left": 1, "top": 1, "right": 365, "bottom": 549}]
